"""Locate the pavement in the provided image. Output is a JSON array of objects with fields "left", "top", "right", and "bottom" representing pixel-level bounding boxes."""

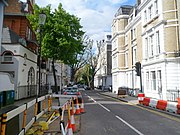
[{"left": 95, "top": 89, "right": 138, "bottom": 104}]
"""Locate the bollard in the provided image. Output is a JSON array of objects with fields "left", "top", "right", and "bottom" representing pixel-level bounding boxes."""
[
  {"left": 34, "top": 102, "right": 38, "bottom": 116},
  {"left": 43, "top": 99, "right": 46, "bottom": 110},
  {"left": 1, "top": 113, "right": 7, "bottom": 135},
  {"left": 48, "top": 96, "right": 52, "bottom": 112},
  {"left": 22, "top": 109, "right": 27, "bottom": 129}
]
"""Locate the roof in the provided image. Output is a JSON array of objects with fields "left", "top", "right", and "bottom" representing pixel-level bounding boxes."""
[
  {"left": 2, "top": 26, "right": 26, "bottom": 46},
  {"left": 115, "top": 5, "right": 134, "bottom": 17}
]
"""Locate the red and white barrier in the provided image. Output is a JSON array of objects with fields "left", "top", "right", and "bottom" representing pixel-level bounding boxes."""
[
  {"left": 138, "top": 93, "right": 145, "bottom": 104},
  {"left": 140, "top": 97, "right": 180, "bottom": 115},
  {"left": 166, "top": 102, "right": 178, "bottom": 113},
  {"left": 149, "top": 98, "right": 158, "bottom": 108}
]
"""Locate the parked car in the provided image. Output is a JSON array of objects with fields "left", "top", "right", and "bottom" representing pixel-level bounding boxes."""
[{"left": 63, "top": 87, "right": 81, "bottom": 96}]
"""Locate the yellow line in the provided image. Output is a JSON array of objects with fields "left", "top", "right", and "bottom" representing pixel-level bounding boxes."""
[
  {"left": 131, "top": 104, "right": 180, "bottom": 123},
  {"left": 101, "top": 94, "right": 180, "bottom": 123}
]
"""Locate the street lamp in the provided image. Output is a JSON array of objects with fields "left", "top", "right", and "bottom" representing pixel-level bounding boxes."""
[{"left": 38, "top": 11, "right": 46, "bottom": 97}]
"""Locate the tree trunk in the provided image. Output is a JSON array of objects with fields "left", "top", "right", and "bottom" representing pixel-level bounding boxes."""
[
  {"left": 71, "top": 68, "right": 76, "bottom": 84},
  {"left": 52, "top": 59, "right": 58, "bottom": 93},
  {"left": 90, "top": 74, "right": 95, "bottom": 90}
]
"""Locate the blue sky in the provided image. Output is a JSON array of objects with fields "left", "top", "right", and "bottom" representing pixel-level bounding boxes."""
[{"left": 26, "top": 0, "right": 136, "bottom": 41}]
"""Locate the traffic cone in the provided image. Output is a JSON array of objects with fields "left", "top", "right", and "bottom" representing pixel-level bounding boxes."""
[
  {"left": 67, "top": 119, "right": 73, "bottom": 135},
  {"left": 75, "top": 97, "right": 81, "bottom": 115},
  {"left": 70, "top": 109, "right": 76, "bottom": 132},
  {"left": 80, "top": 99, "right": 85, "bottom": 113},
  {"left": 71, "top": 98, "right": 76, "bottom": 114}
]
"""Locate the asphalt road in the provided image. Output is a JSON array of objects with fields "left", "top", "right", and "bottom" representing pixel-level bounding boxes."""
[{"left": 79, "top": 90, "right": 180, "bottom": 135}]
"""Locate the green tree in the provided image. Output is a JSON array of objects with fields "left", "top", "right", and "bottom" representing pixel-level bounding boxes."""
[{"left": 27, "top": 4, "right": 84, "bottom": 93}]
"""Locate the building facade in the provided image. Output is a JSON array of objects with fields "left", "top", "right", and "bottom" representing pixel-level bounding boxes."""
[
  {"left": 112, "top": 0, "right": 180, "bottom": 101},
  {"left": 0, "top": 0, "right": 39, "bottom": 99},
  {"left": 0, "top": 0, "right": 8, "bottom": 52},
  {"left": 94, "top": 34, "right": 112, "bottom": 90}
]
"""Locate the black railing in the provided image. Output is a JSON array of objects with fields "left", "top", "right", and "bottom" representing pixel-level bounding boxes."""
[{"left": 167, "top": 89, "right": 180, "bottom": 102}]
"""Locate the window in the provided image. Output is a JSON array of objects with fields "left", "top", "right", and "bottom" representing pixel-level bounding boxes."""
[
  {"left": 131, "top": 29, "right": 133, "bottom": 40},
  {"left": 133, "top": 47, "right": 137, "bottom": 64},
  {"left": 131, "top": 28, "right": 136, "bottom": 40},
  {"left": 145, "top": 38, "right": 148, "bottom": 58},
  {"left": 146, "top": 72, "right": 150, "bottom": 90},
  {"left": 157, "top": 70, "right": 162, "bottom": 93},
  {"left": 154, "top": 0, "right": 158, "bottom": 14},
  {"left": 26, "top": 27, "right": 32, "bottom": 40},
  {"left": 125, "top": 34, "right": 128, "bottom": 45},
  {"left": 113, "top": 55, "right": 117, "bottom": 68},
  {"left": 149, "top": 34, "right": 154, "bottom": 56},
  {"left": 125, "top": 52, "right": 128, "bottom": 67},
  {"left": 151, "top": 71, "right": 156, "bottom": 90},
  {"left": 148, "top": 5, "right": 153, "bottom": 20},
  {"left": 156, "top": 31, "right": 160, "bottom": 54},
  {"left": 144, "top": 10, "right": 147, "bottom": 22},
  {"left": 3, "top": 52, "right": 13, "bottom": 62}
]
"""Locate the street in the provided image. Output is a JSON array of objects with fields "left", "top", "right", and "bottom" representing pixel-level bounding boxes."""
[{"left": 79, "top": 90, "right": 180, "bottom": 135}]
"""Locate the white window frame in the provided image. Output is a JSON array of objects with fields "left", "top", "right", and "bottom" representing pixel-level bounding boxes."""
[
  {"left": 156, "top": 31, "right": 160, "bottom": 55},
  {"left": 3, "top": 52, "right": 13, "bottom": 62},
  {"left": 149, "top": 34, "right": 154, "bottom": 57},
  {"left": 145, "top": 38, "right": 148, "bottom": 59},
  {"left": 146, "top": 72, "right": 150, "bottom": 91},
  {"left": 125, "top": 52, "right": 128, "bottom": 67},
  {"left": 154, "top": 0, "right": 158, "bottom": 14},
  {"left": 144, "top": 10, "right": 147, "bottom": 22},
  {"left": 151, "top": 71, "right": 156, "bottom": 91},
  {"left": 157, "top": 70, "right": 162, "bottom": 93},
  {"left": 148, "top": 5, "right": 153, "bottom": 20}
]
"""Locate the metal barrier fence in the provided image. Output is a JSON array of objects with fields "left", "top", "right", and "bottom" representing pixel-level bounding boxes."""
[{"left": 167, "top": 89, "right": 180, "bottom": 102}]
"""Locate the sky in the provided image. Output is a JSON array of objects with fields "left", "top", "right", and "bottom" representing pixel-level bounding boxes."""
[{"left": 28, "top": 0, "right": 136, "bottom": 41}]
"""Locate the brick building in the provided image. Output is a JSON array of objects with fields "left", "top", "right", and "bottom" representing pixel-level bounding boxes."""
[{"left": 0, "top": 0, "right": 39, "bottom": 100}]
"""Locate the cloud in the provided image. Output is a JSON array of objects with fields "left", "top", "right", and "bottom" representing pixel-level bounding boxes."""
[{"left": 24, "top": 0, "right": 135, "bottom": 41}]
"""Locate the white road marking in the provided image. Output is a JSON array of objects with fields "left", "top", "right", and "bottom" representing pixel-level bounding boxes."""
[
  {"left": 116, "top": 115, "right": 144, "bottom": 135},
  {"left": 87, "top": 95, "right": 110, "bottom": 112},
  {"left": 98, "top": 103, "right": 110, "bottom": 112}
]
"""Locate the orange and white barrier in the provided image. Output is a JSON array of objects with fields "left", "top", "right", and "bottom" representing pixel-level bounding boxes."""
[
  {"left": 138, "top": 93, "right": 145, "bottom": 104},
  {"left": 140, "top": 96, "right": 180, "bottom": 115}
]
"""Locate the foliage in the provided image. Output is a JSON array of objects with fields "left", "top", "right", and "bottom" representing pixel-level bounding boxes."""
[{"left": 27, "top": 4, "right": 85, "bottom": 64}]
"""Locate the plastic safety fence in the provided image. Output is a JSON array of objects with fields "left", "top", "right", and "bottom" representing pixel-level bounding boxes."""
[{"left": 139, "top": 96, "right": 180, "bottom": 115}]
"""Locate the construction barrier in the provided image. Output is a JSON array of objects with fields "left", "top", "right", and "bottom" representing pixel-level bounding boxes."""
[
  {"left": 138, "top": 93, "right": 145, "bottom": 104},
  {"left": 142, "top": 97, "right": 150, "bottom": 106},
  {"left": 140, "top": 96, "right": 180, "bottom": 115},
  {"left": 0, "top": 93, "right": 85, "bottom": 135},
  {"left": 156, "top": 100, "right": 167, "bottom": 110}
]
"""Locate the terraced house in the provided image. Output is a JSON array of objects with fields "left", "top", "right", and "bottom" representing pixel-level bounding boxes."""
[{"left": 112, "top": 0, "right": 180, "bottom": 101}]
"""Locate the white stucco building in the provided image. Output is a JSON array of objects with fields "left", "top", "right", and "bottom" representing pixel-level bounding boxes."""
[
  {"left": 111, "top": 0, "right": 180, "bottom": 101},
  {"left": 94, "top": 34, "right": 112, "bottom": 90}
]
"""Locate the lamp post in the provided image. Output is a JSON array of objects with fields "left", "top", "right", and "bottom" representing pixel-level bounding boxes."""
[{"left": 38, "top": 11, "right": 46, "bottom": 96}]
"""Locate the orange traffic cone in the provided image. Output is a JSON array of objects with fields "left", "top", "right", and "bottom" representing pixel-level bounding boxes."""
[
  {"left": 70, "top": 109, "right": 76, "bottom": 132},
  {"left": 75, "top": 97, "right": 81, "bottom": 115},
  {"left": 71, "top": 98, "right": 76, "bottom": 114},
  {"left": 80, "top": 99, "right": 85, "bottom": 113},
  {"left": 67, "top": 119, "right": 73, "bottom": 135}
]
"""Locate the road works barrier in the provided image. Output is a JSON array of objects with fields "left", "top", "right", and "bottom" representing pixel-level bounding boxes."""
[
  {"left": 138, "top": 93, "right": 145, "bottom": 104},
  {"left": 139, "top": 96, "right": 180, "bottom": 115},
  {"left": 0, "top": 94, "right": 85, "bottom": 135}
]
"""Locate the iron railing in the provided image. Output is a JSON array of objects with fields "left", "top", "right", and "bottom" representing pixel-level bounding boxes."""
[{"left": 167, "top": 89, "right": 180, "bottom": 102}]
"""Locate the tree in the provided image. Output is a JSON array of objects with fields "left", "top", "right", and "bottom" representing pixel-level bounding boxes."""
[
  {"left": 27, "top": 4, "right": 85, "bottom": 93},
  {"left": 83, "top": 40, "right": 104, "bottom": 89},
  {"left": 69, "top": 35, "right": 93, "bottom": 83}
]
